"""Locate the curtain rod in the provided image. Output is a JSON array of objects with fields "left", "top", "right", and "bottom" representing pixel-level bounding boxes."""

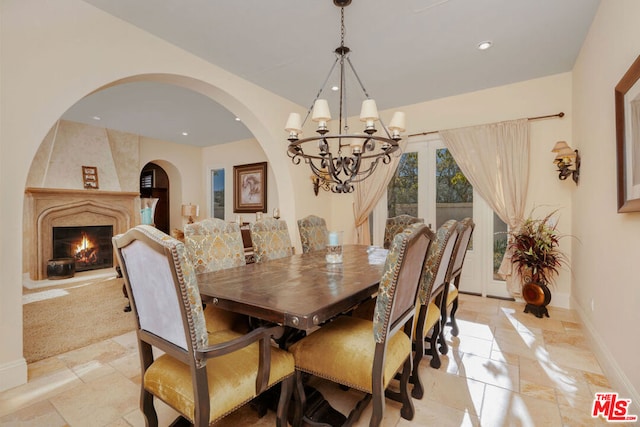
[{"left": 407, "top": 112, "right": 565, "bottom": 138}]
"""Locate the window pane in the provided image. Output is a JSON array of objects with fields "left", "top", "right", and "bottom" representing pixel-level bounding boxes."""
[
  {"left": 435, "top": 148, "right": 473, "bottom": 233},
  {"left": 387, "top": 152, "right": 418, "bottom": 217},
  {"left": 493, "top": 213, "right": 508, "bottom": 280},
  {"left": 211, "top": 169, "right": 225, "bottom": 220}
]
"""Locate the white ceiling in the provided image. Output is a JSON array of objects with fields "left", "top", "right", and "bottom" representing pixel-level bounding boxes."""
[{"left": 63, "top": 0, "right": 601, "bottom": 147}]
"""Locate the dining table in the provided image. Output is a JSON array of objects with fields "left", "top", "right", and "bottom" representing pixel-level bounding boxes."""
[
  {"left": 196, "top": 244, "right": 389, "bottom": 427},
  {"left": 196, "top": 244, "right": 389, "bottom": 331}
]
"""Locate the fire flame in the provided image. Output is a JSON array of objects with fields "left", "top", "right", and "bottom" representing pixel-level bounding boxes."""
[
  {"left": 75, "top": 233, "right": 93, "bottom": 254},
  {"left": 74, "top": 232, "right": 98, "bottom": 265}
]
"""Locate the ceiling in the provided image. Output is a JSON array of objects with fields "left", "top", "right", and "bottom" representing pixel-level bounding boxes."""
[{"left": 63, "top": 0, "right": 601, "bottom": 147}]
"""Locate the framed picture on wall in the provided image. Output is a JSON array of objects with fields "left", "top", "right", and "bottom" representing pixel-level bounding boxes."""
[
  {"left": 233, "top": 162, "right": 267, "bottom": 213},
  {"left": 82, "top": 166, "right": 99, "bottom": 189},
  {"left": 615, "top": 55, "right": 640, "bottom": 212}
]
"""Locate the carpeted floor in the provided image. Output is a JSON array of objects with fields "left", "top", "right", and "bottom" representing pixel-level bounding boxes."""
[{"left": 22, "top": 277, "right": 136, "bottom": 363}]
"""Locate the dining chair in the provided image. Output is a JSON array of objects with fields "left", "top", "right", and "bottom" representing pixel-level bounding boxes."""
[
  {"left": 414, "top": 219, "right": 459, "bottom": 374},
  {"left": 112, "top": 225, "right": 295, "bottom": 427},
  {"left": 250, "top": 217, "right": 294, "bottom": 263},
  {"left": 289, "top": 222, "right": 434, "bottom": 427},
  {"left": 184, "top": 218, "right": 249, "bottom": 333},
  {"left": 383, "top": 214, "right": 424, "bottom": 249},
  {"left": 444, "top": 217, "right": 475, "bottom": 337},
  {"left": 297, "top": 214, "right": 328, "bottom": 254}
]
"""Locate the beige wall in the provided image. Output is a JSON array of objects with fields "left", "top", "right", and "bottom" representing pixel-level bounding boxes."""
[
  {"left": 571, "top": 0, "right": 640, "bottom": 406},
  {"left": 0, "top": 0, "right": 302, "bottom": 391}
]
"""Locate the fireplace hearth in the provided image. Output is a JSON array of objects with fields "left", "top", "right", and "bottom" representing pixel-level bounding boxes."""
[{"left": 53, "top": 225, "right": 113, "bottom": 272}]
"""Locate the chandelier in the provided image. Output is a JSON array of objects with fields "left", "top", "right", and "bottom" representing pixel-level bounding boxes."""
[{"left": 285, "top": 0, "right": 405, "bottom": 194}]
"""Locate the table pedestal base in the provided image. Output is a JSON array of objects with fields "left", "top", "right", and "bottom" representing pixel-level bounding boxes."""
[{"left": 302, "top": 385, "right": 347, "bottom": 426}]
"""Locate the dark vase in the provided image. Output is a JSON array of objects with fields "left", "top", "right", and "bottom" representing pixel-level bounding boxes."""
[{"left": 522, "top": 275, "right": 551, "bottom": 318}]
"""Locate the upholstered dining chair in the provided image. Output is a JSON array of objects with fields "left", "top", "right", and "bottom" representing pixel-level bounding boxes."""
[
  {"left": 250, "top": 217, "right": 294, "bottom": 263},
  {"left": 413, "top": 220, "right": 459, "bottom": 377},
  {"left": 112, "top": 225, "right": 295, "bottom": 427},
  {"left": 289, "top": 223, "right": 434, "bottom": 427},
  {"left": 297, "top": 214, "right": 328, "bottom": 254},
  {"left": 444, "top": 217, "right": 475, "bottom": 337},
  {"left": 383, "top": 214, "right": 425, "bottom": 249},
  {"left": 184, "top": 218, "right": 248, "bottom": 333}
]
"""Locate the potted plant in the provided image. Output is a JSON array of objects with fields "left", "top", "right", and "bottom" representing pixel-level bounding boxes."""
[{"left": 507, "top": 210, "right": 568, "bottom": 318}]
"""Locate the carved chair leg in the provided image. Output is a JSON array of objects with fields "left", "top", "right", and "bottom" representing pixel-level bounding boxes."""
[
  {"left": 411, "top": 306, "right": 427, "bottom": 399},
  {"left": 291, "top": 371, "right": 306, "bottom": 427},
  {"left": 449, "top": 296, "right": 460, "bottom": 336},
  {"left": 399, "top": 356, "right": 415, "bottom": 421},
  {"left": 429, "top": 320, "right": 442, "bottom": 369},
  {"left": 277, "top": 375, "right": 294, "bottom": 427},
  {"left": 141, "top": 388, "right": 158, "bottom": 427},
  {"left": 438, "top": 295, "right": 449, "bottom": 356}
]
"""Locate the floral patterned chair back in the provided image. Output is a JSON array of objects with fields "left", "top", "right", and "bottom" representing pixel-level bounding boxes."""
[
  {"left": 184, "top": 218, "right": 246, "bottom": 274},
  {"left": 383, "top": 215, "right": 425, "bottom": 249},
  {"left": 250, "top": 218, "right": 293, "bottom": 263},
  {"left": 297, "top": 215, "right": 328, "bottom": 254}
]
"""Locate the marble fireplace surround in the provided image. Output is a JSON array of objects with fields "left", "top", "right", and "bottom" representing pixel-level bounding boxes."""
[{"left": 25, "top": 187, "right": 139, "bottom": 281}]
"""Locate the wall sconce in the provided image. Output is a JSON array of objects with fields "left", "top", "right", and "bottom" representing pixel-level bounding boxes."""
[
  {"left": 552, "top": 141, "right": 580, "bottom": 185},
  {"left": 181, "top": 203, "right": 199, "bottom": 223},
  {"left": 312, "top": 174, "right": 332, "bottom": 196}
]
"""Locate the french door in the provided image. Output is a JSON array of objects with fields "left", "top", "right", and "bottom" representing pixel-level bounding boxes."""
[{"left": 373, "top": 135, "right": 509, "bottom": 298}]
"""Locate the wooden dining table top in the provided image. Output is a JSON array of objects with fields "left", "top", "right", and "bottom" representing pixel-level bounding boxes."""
[{"left": 197, "top": 244, "right": 388, "bottom": 330}]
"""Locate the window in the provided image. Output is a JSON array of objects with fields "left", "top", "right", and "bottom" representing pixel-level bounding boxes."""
[
  {"left": 387, "top": 152, "right": 418, "bottom": 217},
  {"left": 140, "top": 170, "right": 154, "bottom": 189},
  {"left": 435, "top": 148, "right": 473, "bottom": 233},
  {"left": 211, "top": 169, "right": 225, "bottom": 220}
]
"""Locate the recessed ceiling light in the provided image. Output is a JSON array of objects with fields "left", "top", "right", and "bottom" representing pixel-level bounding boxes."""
[
  {"left": 92, "top": 116, "right": 101, "bottom": 121},
  {"left": 331, "top": 86, "right": 339, "bottom": 91},
  {"left": 235, "top": 117, "right": 241, "bottom": 121},
  {"left": 477, "top": 41, "right": 493, "bottom": 51},
  {"left": 181, "top": 131, "right": 189, "bottom": 136}
]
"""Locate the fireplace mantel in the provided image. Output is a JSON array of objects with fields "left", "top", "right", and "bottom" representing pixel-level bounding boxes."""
[{"left": 25, "top": 187, "right": 139, "bottom": 280}]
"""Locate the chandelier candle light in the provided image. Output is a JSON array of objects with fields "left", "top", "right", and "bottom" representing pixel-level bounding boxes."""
[{"left": 285, "top": 0, "right": 405, "bottom": 193}]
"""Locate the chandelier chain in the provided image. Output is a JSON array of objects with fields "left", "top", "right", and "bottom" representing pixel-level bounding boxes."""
[{"left": 340, "top": 7, "right": 345, "bottom": 49}]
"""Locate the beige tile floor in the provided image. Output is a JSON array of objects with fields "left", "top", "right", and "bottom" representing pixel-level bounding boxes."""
[{"left": 0, "top": 294, "right": 615, "bottom": 426}]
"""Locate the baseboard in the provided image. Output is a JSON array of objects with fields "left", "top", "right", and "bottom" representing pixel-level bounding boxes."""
[
  {"left": 571, "top": 296, "right": 640, "bottom": 416},
  {"left": 0, "top": 357, "right": 27, "bottom": 392}
]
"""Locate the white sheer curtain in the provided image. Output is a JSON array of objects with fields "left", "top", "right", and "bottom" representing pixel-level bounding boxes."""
[
  {"left": 353, "top": 140, "right": 407, "bottom": 245},
  {"left": 439, "top": 118, "right": 530, "bottom": 297}
]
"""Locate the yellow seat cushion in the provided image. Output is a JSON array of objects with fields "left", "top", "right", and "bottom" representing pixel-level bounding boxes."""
[
  {"left": 412, "top": 302, "right": 441, "bottom": 340},
  {"left": 288, "top": 315, "right": 411, "bottom": 394},
  {"left": 143, "top": 329, "right": 294, "bottom": 424},
  {"left": 446, "top": 283, "right": 458, "bottom": 306},
  {"left": 203, "top": 305, "right": 248, "bottom": 334}
]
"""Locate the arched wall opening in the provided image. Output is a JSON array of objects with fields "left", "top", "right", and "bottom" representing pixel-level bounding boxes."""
[{"left": 2, "top": 2, "right": 304, "bottom": 390}]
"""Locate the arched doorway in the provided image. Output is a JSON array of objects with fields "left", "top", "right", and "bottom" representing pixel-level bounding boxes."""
[{"left": 140, "top": 162, "right": 170, "bottom": 234}]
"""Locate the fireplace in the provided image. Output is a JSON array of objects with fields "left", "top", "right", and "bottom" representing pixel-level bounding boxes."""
[
  {"left": 25, "top": 187, "right": 139, "bottom": 280},
  {"left": 52, "top": 225, "right": 114, "bottom": 272}
]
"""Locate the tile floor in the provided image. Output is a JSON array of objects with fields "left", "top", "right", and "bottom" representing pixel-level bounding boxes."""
[{"left": 0, "top": 294, "right": 615, "bottom": 426}]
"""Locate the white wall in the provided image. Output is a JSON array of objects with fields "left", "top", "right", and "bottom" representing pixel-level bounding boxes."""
[{"left": 571, "top": 0, "right": 640, "bottom": 407}]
